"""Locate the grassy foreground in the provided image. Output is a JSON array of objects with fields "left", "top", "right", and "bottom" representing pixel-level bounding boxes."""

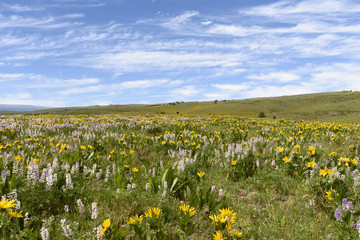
[
  {"left": 1, "top": 114, "right": 360, "bottom": 239},
  {"left": 23, "top": 90, "right": 360, "bottom": 123}
]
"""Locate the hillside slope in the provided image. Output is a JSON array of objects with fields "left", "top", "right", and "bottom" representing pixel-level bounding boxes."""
[{"left": 20, "top": 91, "right": 360, "bottom": 122}]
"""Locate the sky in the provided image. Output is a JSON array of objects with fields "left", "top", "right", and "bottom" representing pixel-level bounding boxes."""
[{"left": 1, "top": 0, "right": 360, "bottom": 107}]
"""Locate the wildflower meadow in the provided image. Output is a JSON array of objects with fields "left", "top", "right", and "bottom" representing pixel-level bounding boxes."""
[{"left": 1, "top": 114, "right": 360, "bottom": 239}]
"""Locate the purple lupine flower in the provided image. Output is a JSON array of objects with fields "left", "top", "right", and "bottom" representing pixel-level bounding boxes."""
[
  {"left": 146, "top": 183, "right": 150, "bottom": 192},
  {"left": 64, "top": 205, "right": 69, "bottom": 213},
  {"left": 356, "top": 221, "right": 360, "bottom": 232},
  {"left": 335, "top": 206, "right": 343, "bottom": 222},
  {"left": 219, "top": 189, "right": 224, "bottom": 198},
  {"left": 65, "top": 173, "right": 73, "bottom": 190},
  {"left": 60, "top": 219, "right": 74, "bottom": 238},
  {"left": 342, "top": 198, "right": 354, "bottom": 213},
  {"left": 211, "top": 185, "right": 216, "bottom": 193},
  {"left": 40, "top": 227, "right": 50, "bottom": 240},
  {"left": 24, "top": 212, "right": 30, "bottom": 227},
  {"left": 76, "top": 199, "right": 86, "bottom": 214},
  {"left": 91, "top": 202, "right": 98, "bottom": 220}
]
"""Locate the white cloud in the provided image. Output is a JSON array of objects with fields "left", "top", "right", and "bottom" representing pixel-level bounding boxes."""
[
  {"left": 248, "top": 72, "right": 300, "bottom": 83},
  {"left": 212, "top": 83, "right": 250, "bottom": 92},
  {"left": 57, "top": 85, "right": 104, "bottom": 95},
  {"left": 0, "top": 14, "right": 83, "bottom": 29},
  {"left": 115, "top": 79, "right": 169, "bottom": 89},
  {"left": 161, "top": 11, "right": 199, "bottom": 30},
  {"left": 73, "top": 51, "right": 245, "bottom": 72},
  {"left": 242, "top": 85, "right": 314, "bottom": 99},
  {"left": 207, "top": 24, "right": 255, "bottom": 36},
  {"left": 2, "top": 4, "right": 44, "bottom": 12},
  {"left": 0, "top": 73, "right": 25, "bottom": 82},
  {"left": 242, "top": 0, "right": 360, "bottom": 16},
  {"left": 171, "top": 85, "right": 200, "bottom": 97},
  {"left": 203, "top": 93, "right": 232, "bottom": 100},
  {"left": 305, "top": 63, "right": 360, "bottom": 90}
]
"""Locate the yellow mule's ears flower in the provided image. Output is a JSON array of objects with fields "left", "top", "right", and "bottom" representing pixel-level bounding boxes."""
[
  {"left": 8, "top": 209, "right": 23, "bottom": 218},
  {"left": 102, "top": 218, "right": 111, "bottom": 229},
  {"left": 0, "top": 198, "right": 16, "bottom": 209},
  {"left": 282, "top": 156, "right": 291, "bottom": 163}
]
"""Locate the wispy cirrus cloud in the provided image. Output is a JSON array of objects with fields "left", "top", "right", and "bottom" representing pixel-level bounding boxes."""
[
  {"left": 1, "top": 4, "right": 45, "bottom": 12},
  {"left": 1, "top": 0, "right": 360, "bottom": 106},
  {"left": 248, "top": 72, "right": 300, "bottom": 83}
]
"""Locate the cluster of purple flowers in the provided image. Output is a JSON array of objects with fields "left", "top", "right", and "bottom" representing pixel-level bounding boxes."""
[{"left": 335, "top": 198, "right": 354, "bottom": 222}]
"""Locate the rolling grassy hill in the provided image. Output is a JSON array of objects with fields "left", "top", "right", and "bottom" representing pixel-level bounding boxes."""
[{"left": 8, "top": 91, "right": 360, "bottom": 122}]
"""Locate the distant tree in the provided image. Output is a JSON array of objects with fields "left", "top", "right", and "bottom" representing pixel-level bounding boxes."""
[
  {"left": 273, "top": 115, "right": 276, "bottom": 119},
  {"left": 214, "top": 100, "right": 218, "bottom": 104},
  {"left": 258, "top": 111, "right": 266, "bottom": 118}
]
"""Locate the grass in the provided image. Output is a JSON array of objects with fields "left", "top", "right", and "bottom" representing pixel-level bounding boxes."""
[
  {"left": 13, "top": 90, "right": 360, "bottom": 123},
  {"left": 1, "top": 92, "right": 360, "bottom": 239}
]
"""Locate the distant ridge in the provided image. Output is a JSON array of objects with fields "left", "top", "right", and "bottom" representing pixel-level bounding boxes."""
[{"left": 0, "top": 104, "right": 47, "bottom": 112}]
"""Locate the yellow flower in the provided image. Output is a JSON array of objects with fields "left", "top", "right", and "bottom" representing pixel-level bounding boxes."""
[
  {"left": 161, "top": 141, "right": 166, "bottom": 145},
  {"left": 328, "top": 152, "right": 338, "bottom": 157},
  {"left": 325, "top": 190, "right": 333, "bottom": 200},
  {"left": 128, "top": 215, "right": 143, "bottom": 225},
  {"left": 180, "top": 204, "right": 196, "bottom": 216},
  {"left": 219, "top": 208, "right": 237, "bottom": 223},
  {"left": 279, "top": 147, "right": 285, "bottom": 153},
  {"left": 8, "top": 209, "right": 23, "bottom": 218},
  {"left": 152, "top": 207, "right": 162, "bottom": 218},
  {"left": 283, "top": 156, "right": 291, "bottom": 163},
  {"left": 219, "top": 216, "right": 229, "bottom": 223},
  {"left": 144, "top": 208, "right": 152, "bottom": 218},
  {"left": 212, "top": 231, "right": 227, "bottom": 240},
  {"left": 15, "top": 155, "right": 22, "bottom": 162},
  {"left": 306, "top": 161, "right": 316, "bottom": 168},
  {"left": 320, "top": 166, "right": 334, "bottom": 176},
  {"left": 197, "top": 172, "right": 205, "bottom": 177},
  {"left": 209, "top": 214, "right": 219, "bottom": 223},
  {"left": 128, "top": 217, "right": 135, "bottom": 225},
  {"left": 101, "top": 218, "right": 111, "bottom": 235},
  {"left": 80, "top": 145, "right": 86, "bottom": 150},
  {"left": 232, "top": 231, "right": 243, "bottom": 237},
  {"left": 0, "top": 198, "right": 16, "bottom": 209},
  {"left": 231, "top": 160, "right": 236, "bottom": 165},
  {"left": 132, "top": 167, "right": 139, "bottom": 173},
  {"left": 307, "top": 146, "right": 316, "bottom": 155},
  {"left": 102, "top": 218, "right": 111, "bottom": 229}
]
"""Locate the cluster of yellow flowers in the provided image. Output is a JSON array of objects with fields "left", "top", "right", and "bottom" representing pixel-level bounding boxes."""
[
  {"left": 128, "top": 207, "right": 162, "bottom": 225},
  {"left": 179, "top": 204, "right": 196, "bottom": 216},
  {"left": 210, "top": 208, "right": 242, "bottom": 239},
  {"left": 0, "top": 198, "right": 23, "bottom": 218}
]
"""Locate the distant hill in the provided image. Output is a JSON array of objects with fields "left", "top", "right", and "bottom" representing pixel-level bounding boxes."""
[
  {"left": 7, "top": 91, "right": 360, "bottom": 123},
  {"left": 0, "top": 104, "right": 47, "bottom": 112}
]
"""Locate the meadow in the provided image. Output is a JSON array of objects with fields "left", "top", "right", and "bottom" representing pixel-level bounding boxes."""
[
  {"left": 1, "top": 113, "right": 360, "bottom": 239},
  {"left": 22, "top": 91, "right": 360, "bottom": 123}
]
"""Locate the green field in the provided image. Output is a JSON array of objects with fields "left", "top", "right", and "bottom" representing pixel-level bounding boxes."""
[
  {"left": 14, "top": 90, "right": 360, "bottom": 123},
  {"left": 1, "top": 92, "right": 360, "bottom": 239}
]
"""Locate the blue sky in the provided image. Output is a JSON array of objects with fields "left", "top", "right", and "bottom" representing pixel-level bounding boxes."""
[{"left": 1, "top": 0, "right": 360, "bottom": 107}]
